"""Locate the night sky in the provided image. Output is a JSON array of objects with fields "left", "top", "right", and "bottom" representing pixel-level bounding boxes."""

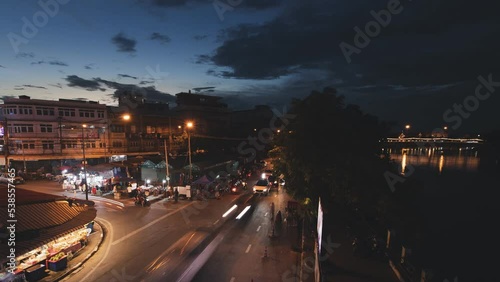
[{"left": 1, "top": 0, "right": 499, "bottom": 133}]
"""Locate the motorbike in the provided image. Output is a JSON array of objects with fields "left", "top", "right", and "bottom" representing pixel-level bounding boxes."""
[{"left": 135, "top": 194, "right": 149, "bottom": 207}]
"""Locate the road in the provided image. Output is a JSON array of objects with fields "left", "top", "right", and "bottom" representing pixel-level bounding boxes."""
[
  {"left": 12, "top": 177, "right": 261, "bottom": 282},
  {"left": 192, "top": 186, "right": 302, "bottom": 282}
]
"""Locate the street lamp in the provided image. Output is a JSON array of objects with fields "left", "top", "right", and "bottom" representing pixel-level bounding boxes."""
[
  {"left": 82, "top": 124, "right": 89, "bottom": 201},
  {"left": 186, "top": 121, "right": 193, "bottom": 183}
]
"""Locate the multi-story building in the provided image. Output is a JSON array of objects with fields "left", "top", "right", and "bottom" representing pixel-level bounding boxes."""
[
  {"left": 0, "top": 92, "right": 281, "bottom": 173},
  {"left": 0, "top": 95, "right": 108, "bottom": 171}
]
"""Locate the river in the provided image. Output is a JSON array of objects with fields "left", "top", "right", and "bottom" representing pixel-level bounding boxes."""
[{"left": 381, "top": 145, "right": 499, "bottom": 280}]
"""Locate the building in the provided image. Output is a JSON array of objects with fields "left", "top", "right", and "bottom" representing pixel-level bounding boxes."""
[
  {"left": 0, "top": 93, "right": 280, "bottom": 175},
  {"left": 0, "top": 96, "right": 108, "bottom": 172}
]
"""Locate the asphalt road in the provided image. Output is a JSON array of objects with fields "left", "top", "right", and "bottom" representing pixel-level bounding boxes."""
[
  {"left": 13, "top": 178, "right": 261, "bottom": 282},
  {"left": 192, "top": 187, "right": 302, "bottom": 282}
]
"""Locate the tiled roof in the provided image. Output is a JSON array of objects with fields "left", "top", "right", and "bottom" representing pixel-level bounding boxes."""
[
  {"left": 0, "top": 201, "right": 87, "bottom": 233},
  {"left": 0, "top": 189, "right": 97, "bottom": 261}
]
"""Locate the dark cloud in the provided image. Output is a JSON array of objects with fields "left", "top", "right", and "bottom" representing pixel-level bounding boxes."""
[
  {"left": 150, "top": 32, "right": 171, "bottom": 44},
  {"left": 0, "top": 65, "right": 5, "bottom": 68},
  {"left": 118, "top": 74, "right": 138, "bottom": 79},
  {"left": 193, "top": 35, "right": 207, "bottom": 41},
  {"left": 150, "top": 0, "right": 281, "bottom": 9},
  {"left": 192, "top": 86, "right": 216, "bottom": 92},
  {"left": 200, "top": 0, "right": 500, "bottom": 85},
  {"left": 111, "top": 33, "right": 137, "bottom": 53},
  {"left": 14, "top": 88, "right": 24, "bottom": 91},
  {"left": 63, "top": 75, "right": 175, "bottom": 104},
  {"left": 139, "top": 80, "right": 154, "bottom": 85},
  {"left": 84, "top": 64, "right": 95, "bottom": 70},
  {"left": 49, "top": 83, "right": 63, "bottom": 89},
  {"left": 21, "top": 84, "right": 47, "bottom": 89},
  {"left": 65, "top": 75, "right": 106, "bottom": 91},
  {"left": 31, "top": 60, "right": 68, "bottom": 66},
  {"left": 15, "top": 52, "right": 35, "bottom": 58}
]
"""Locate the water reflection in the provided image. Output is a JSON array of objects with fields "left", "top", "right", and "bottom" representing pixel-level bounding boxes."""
[{"left": 383, "top": 147, "right": 480, "bottom": 174}]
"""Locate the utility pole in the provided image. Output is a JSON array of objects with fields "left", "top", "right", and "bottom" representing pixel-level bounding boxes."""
[
  {"left": 164, "top": 138, "right": 169, "bottom": 189},
  {"left": 82, "top": 125, "right": 88, "bottom": 201},
  {"left": 3, "top": 118, "right": 8, "bottom": 169}
]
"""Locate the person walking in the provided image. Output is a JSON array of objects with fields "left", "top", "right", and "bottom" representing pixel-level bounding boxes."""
[{"left": 174, "top": 187, "right": 179, "bottom": 203}]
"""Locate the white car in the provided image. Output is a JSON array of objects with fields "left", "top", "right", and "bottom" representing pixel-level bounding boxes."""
[{"left": 253, "top": 179, "right": 270, "bottom": 195}]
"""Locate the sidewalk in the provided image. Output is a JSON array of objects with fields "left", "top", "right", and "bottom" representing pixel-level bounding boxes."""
[
  {"left": 37, "top": 220, "right": 104, "bottom": 282},
  {"left": 312, "top": 206, "right": 401, "bottom": 282}
]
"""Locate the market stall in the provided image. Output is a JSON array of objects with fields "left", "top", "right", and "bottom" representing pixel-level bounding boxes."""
[{"left": 3, "top": 226, "right": 90, "bottom": 277}]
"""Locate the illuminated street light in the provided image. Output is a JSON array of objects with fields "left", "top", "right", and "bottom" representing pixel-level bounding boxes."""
[
  {"left": 82, "top": 124, "right": 88, "bottom": 201},
  {"left": 186, "top": 121, "right": 194, "bottom": 183},
  {"left": 405, "top": 124, "right": 410, "bottom": 129}
]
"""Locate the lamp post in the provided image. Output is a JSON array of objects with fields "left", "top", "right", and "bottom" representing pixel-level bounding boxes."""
[
  {"left": 164, "top": 138, "right": 170, "bottom": 189},
  {"left": 186, "top": 121, "right": 193, "bottom": 183},
  {"left": 82, "top": 124, "right": 89, "bottom": 201}
]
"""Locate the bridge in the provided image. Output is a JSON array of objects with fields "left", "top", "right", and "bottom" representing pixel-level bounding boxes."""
[
  {"left": 385, "top": 137, "right": 483, "bottom": 144},
  {"left": 382, "top": 137, "right": 484, "bottom": 149}
]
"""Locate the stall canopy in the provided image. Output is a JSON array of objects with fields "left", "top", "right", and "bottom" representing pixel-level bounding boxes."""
[
  {"left": 192, "top": 175, "right": 213, "bottom": 185},
  {"left": 155, "top": 160, "right": 173, "bottom": 170},
  {"left": 183, "top": 164, "right": 200, "bottom": 171},
  {"left": 87, "top": 163, "right": 117, "bottom": 172}
]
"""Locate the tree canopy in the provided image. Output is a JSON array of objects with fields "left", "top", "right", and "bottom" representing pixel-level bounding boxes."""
[{"left": 270, "top": 87, "right": 392, "bottom": 216}]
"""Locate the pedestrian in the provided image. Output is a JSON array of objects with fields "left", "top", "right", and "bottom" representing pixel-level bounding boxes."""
[{"left": 174, "top": 187, "right": 179, "bottom": 203}]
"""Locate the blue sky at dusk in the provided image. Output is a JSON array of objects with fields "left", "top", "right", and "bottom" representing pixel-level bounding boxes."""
[{"left": 1, "top": 0, "right": 499, "bottom": 134}]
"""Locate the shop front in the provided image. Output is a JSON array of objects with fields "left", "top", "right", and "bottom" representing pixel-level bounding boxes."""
[
  {"left": 1, "top": 225, "right": 91, "bottom": 281},
  {"left": 0, "top": 189, "right": 97, "bottom": 282}
]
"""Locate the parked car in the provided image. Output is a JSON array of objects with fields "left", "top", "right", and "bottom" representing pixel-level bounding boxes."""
[{"left": 253, "top": 179, "right": 270, "bottom": 195}]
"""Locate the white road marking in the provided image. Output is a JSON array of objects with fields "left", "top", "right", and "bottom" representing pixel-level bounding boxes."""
[
  {"left": 112, "top": 201, "right": 196, "bottom": 245},
  {"left": 256, "top": 226, "right": 261, "bottom": 232},
  {"left": 245, "top": 244, "right": 252, "bottom": 253},
  {"left": 230, "top": 277, "right": 236, "bottom": 282},
  {"left": 265, "top": 212, "right": 268, "bottom": 217}
]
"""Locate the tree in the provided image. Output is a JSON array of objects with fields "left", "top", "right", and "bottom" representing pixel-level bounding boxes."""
[{"left": 272, "top": 87, "right": 391, "bottom": 215}]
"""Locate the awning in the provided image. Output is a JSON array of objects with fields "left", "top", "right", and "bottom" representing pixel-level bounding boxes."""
[{"left": 0, "top": 206, "right": 96, "bottom": 262}]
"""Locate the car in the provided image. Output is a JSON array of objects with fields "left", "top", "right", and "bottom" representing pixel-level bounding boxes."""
[
  {"left": 261, "top": 169, "right": 273, "bottom": 179},
  {"left": 253, "top": 179, "right": 270, "bottom": 195}
]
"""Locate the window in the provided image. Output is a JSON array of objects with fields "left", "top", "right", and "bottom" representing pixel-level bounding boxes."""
[
  {"left": 4, "top": 106, "right": 17, "bottom": 115},
  {"left": 11, "top": 124, "right": 34, "bottom": 133},
  {"left": 112, "top": 141, "right": 123, "bottom": 148},
  {"left": 79, "top": 110, "right": 95, "bottom": 118},
  {"left": 99, "top": 142, "right": 106, "bottom": 148},
  {"left": 36, "top": 107, "right": 55, "bottom": 116},
  {"left": 130, "top": 141, "right": 139, "bottom": 147},
  {"left": 97, "top": 111, "right": 105, "bottom": 118},
  {"left": 111, "top": 125, "right": 124, "bottom": 133},
  {"left": 16, "top": 142, "right": 35, "bottom": 150},
  {"left": 40, "top": 124, "right": 53, "bottom": 133},
  {"left": 62, "top": 141, "right": 78, "bottom": 149},
  {"left": 59, "top": 108, "right": 76, "bottom": 117},
  {"left": 42, "top": 141, "right": 54, "bottom": 150},
  {"left": 19, "top": 106, "right": 33, "bottom": 115}
]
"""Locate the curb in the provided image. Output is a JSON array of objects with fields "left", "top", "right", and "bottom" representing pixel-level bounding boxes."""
[{"left": 55, "top": 220, "right": 106, "bottom": 281}]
